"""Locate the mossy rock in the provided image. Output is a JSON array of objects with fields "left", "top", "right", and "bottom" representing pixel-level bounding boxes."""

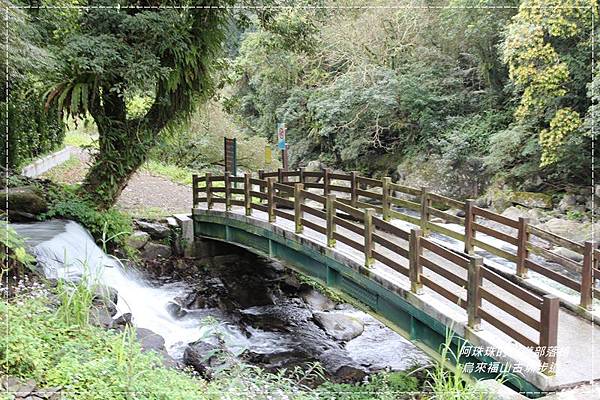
[
  {"left": 2, "top": 185, "right": 48, "bottom": 220},
  {"left": 510, "top": 191, "right": 553, "bottom": 209}
]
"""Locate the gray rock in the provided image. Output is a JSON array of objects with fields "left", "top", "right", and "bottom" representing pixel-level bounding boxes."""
[
  {"left": 92, "top": 285, "right": 118, "bottom": 315},
  {"left": 141, "top": 242, "right": 172, "bottom": 260},
  {"left": 183, "top": 341, "right": 221, "bottom": 377},
  {"left": 302, "top": 289, "right": 336, "bottom": 311},
  {"left": 89, "top": 306, "right": 114, "bottom": 329},
  {"left": 126, "top": 231, "right": 150, "bottom": 249},
  {"left": 113, "top": 312, "right": 132, "bottom": 328},
  {"left": 136, "top": 220, "right": 171, "bottom": 239},
  {"left": 166, "top": 301, "right": 188, "bottom": 318},
  {"left": 510, "top": 191, "right": 553, "bottom": 209},
  {"left": 539, "top": 218, "right": 589, "bottom": 243},
  {"left": 34, "top": 386, "right": 61, "bottom": 400},
  {"left": 2, "top": 186, "right": 47, "bottom": 221},
  {"left": 501, "top": 206, "right": 541, "bottom": 225},
  {"left": 136, "top": 328, "right": 166, "bottom": 352},
  {"left": 318, "top": 349, "right": 368, "bottom": 382},
  {"left": 553, "top": 247, "right": 584, "bottom": 263},
  {"left": 313, "top": 311, "right": 364, "bottom": 341},
  {"left": 558, "top": 194, "right": 577, "bottom": 213},
  {"left": 2, "top": 376, "right": 36, "bottom": 397}
]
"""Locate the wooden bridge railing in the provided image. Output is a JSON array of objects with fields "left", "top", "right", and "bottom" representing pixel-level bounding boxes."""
[{"left": 192, "top": 169, "right": 573, "bottom": 373}]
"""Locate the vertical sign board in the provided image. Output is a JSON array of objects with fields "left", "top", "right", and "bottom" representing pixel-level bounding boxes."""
[
  {"left": 277, "top": 123, "right": 288, "bottom": 171},
  {"left": 224, "top": 137, "right": 237, "bottom": 177}
]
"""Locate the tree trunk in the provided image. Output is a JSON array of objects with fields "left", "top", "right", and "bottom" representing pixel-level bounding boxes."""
[{"left": 79, "top": 86, "right": 154, "bottom": 209}]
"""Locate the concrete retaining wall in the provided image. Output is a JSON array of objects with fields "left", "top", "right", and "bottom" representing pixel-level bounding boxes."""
[{"left": 21, "top": 146, "right": 83, "bottom": 178}]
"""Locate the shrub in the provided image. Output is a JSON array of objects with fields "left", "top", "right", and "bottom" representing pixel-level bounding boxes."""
[{"left": 40, "top": 185, "right": 132, "bottom": 249}]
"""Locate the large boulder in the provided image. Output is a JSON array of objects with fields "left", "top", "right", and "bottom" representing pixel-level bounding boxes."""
[
  {"left": 126, "top": 231, "right": 150, "bottom": 250},
  {"left": 318, "top": 349, "right": 368, "bottom": 382},
  {"left": 136, "top": 220, "right": 171, "bottom": 240},
  {"left": 141, "top": 242, "right": 172, "bottom": 260},
  {"left": 539, "top": 218, "right": 591, "bottom": 243},
  {"left": 313, "top": 311, "right": 364, "bottom": 341},
  {"left": 509, "top": 191, "right": 553, "bottom": 209},
  {"left": 558, "top": 194, "right": 578, "bottom": 213},
  {"left": 301, "top": 289, "right": 336, "bottom": 312},
  {"left": 2, "top": 186, "right": 48, "bottom": 221},
  {"left": 183, "top": 340, "right": 221, "bottom": 377}
]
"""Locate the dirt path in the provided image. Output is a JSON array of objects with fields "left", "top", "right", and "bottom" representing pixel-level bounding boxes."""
[{"left": 42, "top": 151, "right": 192, "bottom": 217}]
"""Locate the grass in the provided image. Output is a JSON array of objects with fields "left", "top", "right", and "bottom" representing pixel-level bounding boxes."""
[
  {"left": 1, "top": 276, "right": 431, "bottom": 400},
  {"left": 142, "top": 160, "right": 196, "bottom": 185}
]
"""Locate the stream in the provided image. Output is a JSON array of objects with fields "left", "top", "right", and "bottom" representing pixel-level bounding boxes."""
[{"left": 13, "top": 219, "right": 431, "bottom": 381}]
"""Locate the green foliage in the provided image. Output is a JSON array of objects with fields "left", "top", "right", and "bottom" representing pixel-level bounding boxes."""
[
  {"left": 317, "top": 371, "right": 419, "bottom": 399},
  {"left": 0, "top": 221, "right": 37, "bottom": 280},
  {"left": 55, "top": 276, "right": 96, "bottom": 328},
  {"left": 502, "top": 0, "right": 595, "bottom": 168},
  {"left": 40, "top": 186, "right": 132, "bottom": 248}
]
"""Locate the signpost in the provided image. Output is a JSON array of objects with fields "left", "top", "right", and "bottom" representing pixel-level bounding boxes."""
[
  {"left": 277, "top": 123, "right": 288, "bottom": 172},
  {"left": 224, "top": 137, "right": 237, "bottom": 177}
]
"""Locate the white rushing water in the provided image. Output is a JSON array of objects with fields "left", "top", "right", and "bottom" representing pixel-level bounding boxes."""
[{"left": 11, "top": 219, "right": 229, "bottom": 359}]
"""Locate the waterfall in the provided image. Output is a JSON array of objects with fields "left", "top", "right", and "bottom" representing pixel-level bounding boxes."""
[{"left": 11, "top": 219, "right": 230, "bottom": 359}]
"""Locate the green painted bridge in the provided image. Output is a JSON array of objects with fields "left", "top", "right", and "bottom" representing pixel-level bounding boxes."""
[{"left": 190, "top": 168, "right": 600, "bottom": 395}]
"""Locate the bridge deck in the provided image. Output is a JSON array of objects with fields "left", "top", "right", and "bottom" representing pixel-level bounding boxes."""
[{"left": 193, "top": 203, "right": 600, "bottom": 390}]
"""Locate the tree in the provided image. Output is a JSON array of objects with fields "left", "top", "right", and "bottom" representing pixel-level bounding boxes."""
[
  {"left": 44, "top": 1, "right": 234, "bottom": 208},
  {"left": 502, "top": 0, "right": 596, "bottom": 166}
]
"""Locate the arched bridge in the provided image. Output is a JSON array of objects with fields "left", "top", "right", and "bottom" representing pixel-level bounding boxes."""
[{"left": 190, "top": 168, "right": 600, "bottom": 394}]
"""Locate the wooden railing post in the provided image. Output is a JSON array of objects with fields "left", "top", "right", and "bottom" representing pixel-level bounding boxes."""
[
  {"left": 278, "top": 167, "right": 284, "bottom": 184},
  {"left": 192, "top": 174, "right": 199, "bottom": 207},
  {"left": 364, "top": 209, "right": 375, "bottom": 268},
  {"left": 350, "top": 171, "right": 358, "bottom": 207},
  {"left": 224, "top": 172, "right": 231, "bottom": 211},
  {"left": 294, "top": 183, "right": 304, "bottom": 234},
  {"left": 244, "top": 173, "right": 252, "bottom": 216},
  {"left": 382, "top": 177, "right": 391, "bottom": 221},
  {"left": 581, "top": 241, "right": 597, "bottom": 310},
  {"left": 409, "top": 228, "right": 423, "bottom": 294},
  {"left": 420, "top": 187, "right": 431, "bottom": 236},
  {"left": 517, "top": 217, "right": 530, "bottom": 278},
  {"left": 464, "top": 199, "right": 475, "bottom": 254},
  {"left": 258, "top": 169, "right": 265, "bottom": 194},
  {"left": 467, "top": 255, "right": 483, "bottom": 331},
  {"left": 299, "top": 167, "right": 305, "bottom": 184},
  {"left": 540, "top": 295, "right": 559, "bottom": 375},
  {"left": 326, "top": 194, "right": 336, "bottom": 247},
  {"left": 323, "top": 168, "right": 331, "bottom": 196},
  {"left": 267, "top": 177, "right": 276, "bottom": 223},
  {"left": 206, "top": 172, "right": 213, "bottom": 210}
]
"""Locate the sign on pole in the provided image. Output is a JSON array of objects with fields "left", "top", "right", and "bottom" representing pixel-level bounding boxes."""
[
  {"left": 277, "top": 123, "right": 286, "bottom": 150},
  {"left": 224, "top": 137, "right": 237, "bottom": 176},
  {"left": 265, "top": 145, "right": 272, "bottom": 166}
]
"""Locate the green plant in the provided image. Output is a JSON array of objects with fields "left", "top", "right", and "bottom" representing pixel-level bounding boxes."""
[
  {"left": 426, "top": 328, "right": 492, "bottom": 400},
  {"left": 317, "top": 370, "right": 419, "bottom": 400},
  {"left": 0, "top": 220, "right": 37, "bottom": 280},
  {"left": 566, "top": 210, "right": 585, "bottom": 221},
  {"left": 55, "top": 274, "right": 96, "bottom": 328},
  {"left": 40, "top": 185, "right": 132, "bottom": 249}
]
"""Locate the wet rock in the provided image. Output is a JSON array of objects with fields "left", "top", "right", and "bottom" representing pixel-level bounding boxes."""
[
  {"left": 318, "top": 349, "right": 367, "bottom": 382},
  {"left": 113, "top": 312, "right": 132, "bottom": 328},
  {"left": 92, "top": 285, "right": 118, "bottom": 315},
  {"left": 34, "top": 386, "right": 61, "bottom": 400},
  {"left": 166, "top": 301, "right": 188, "bottom": 318},
  {"left": 313, "top": 311, "right": 364, "bottom": 341},
  {"left": 553, "top": 247, "right": 584, "bottom": 263},
  {"left": 183, "top": 341, "right": 221, "bottom": 377},
  {"left": 136, "top": 220, "right": 171, "bottom": 240},
  {"left": 2, "top": 186, "right": 47, "bottom": 221},
  {"left": 177, "top": 291, "right": 206, "bottom": 310},
  {"left": 136, "top": 328, "right": 177, "bottom": 368},
  {"left": 141, "top": 242, "right": 172, "bottom": 260},
  {"left": 89, "top": 306, "right": 114, "bottom": 329},
  {"left": 226, "top": 280, "right": 275, "bottom": 308},
  {"left": 301, "top": 289, "right": 336, "bottom": 312},
  {"left": 447, "top": 208, "right": 465, "bottom": 218},
  {"left": 126, "top": 231, "right": 150, "bottom": 249},
  {"left": 510, "top": 191, "right": 553, "bottom": 209}
]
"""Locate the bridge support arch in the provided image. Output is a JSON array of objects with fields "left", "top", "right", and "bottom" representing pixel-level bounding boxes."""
[{"left": 192, "top": 208, "right": 546, "bottom": 396}]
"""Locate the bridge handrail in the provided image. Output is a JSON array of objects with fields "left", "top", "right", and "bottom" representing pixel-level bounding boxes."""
[{"left": 192, "top": 169, "right": 584, "bottom": 371}]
